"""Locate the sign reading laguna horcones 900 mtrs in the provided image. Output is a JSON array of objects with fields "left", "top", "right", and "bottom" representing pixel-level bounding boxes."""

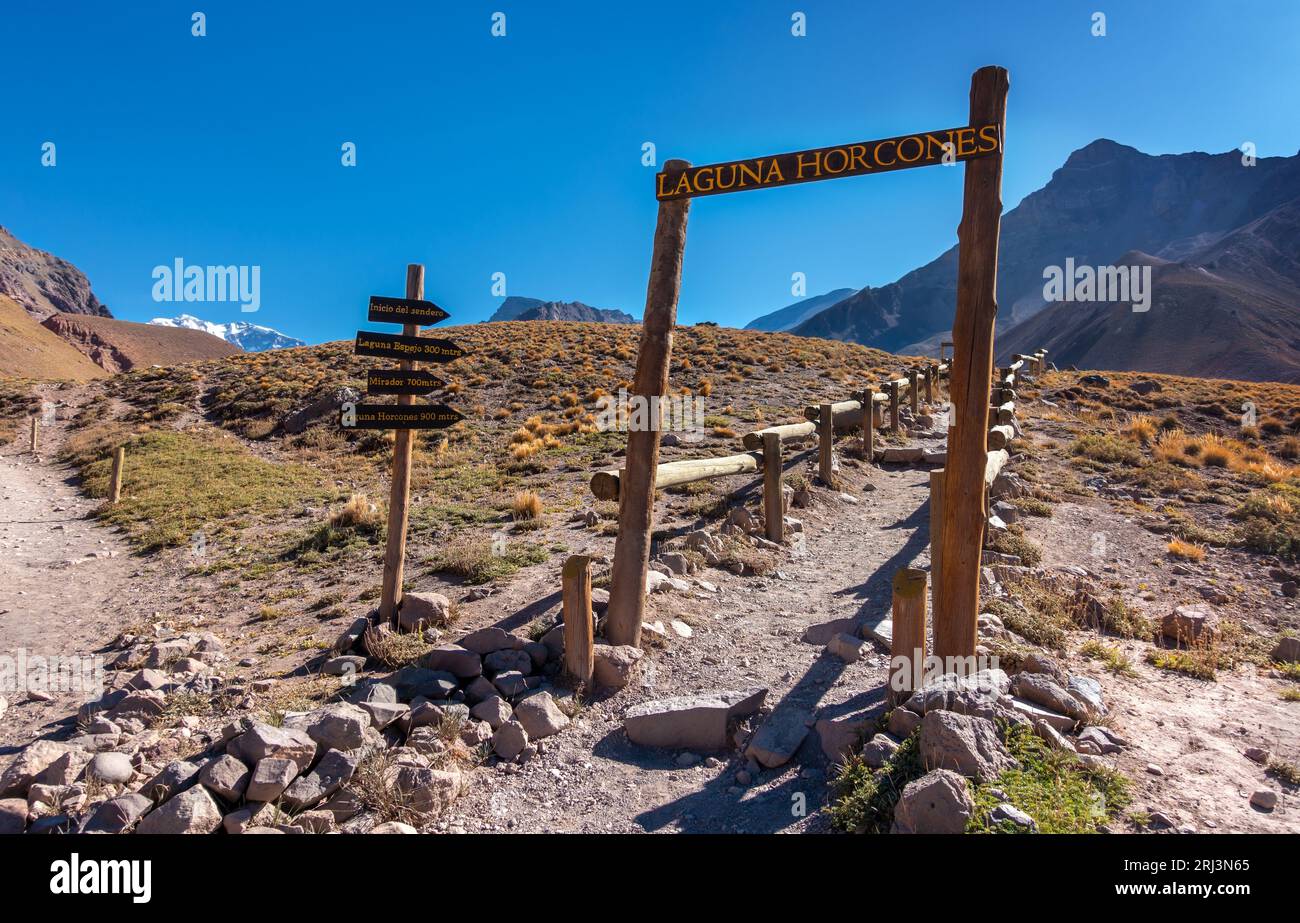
[{"left": 655, "top": 123, "right": 1002, "bottom": 200}]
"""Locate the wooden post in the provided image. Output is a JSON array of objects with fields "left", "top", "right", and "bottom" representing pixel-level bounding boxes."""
[
  {"left": 889, "top": 568, "right": 928, "bottom": 706},
  {"left": 929, "top": 468, "right": 944, "bottom": 627},
  {"left": 936, "top": 65, "right": 1009, "bottom": 664},
  {"left": 859, "top": 386, "right": 875, "bottom": 463},
  {"left": 889, "top": 380, "right": 901, "bottom": 432},
  {"left": 817, "top": 402, "right": 834, "bottom": 486},
  {"left": 380, "top": 263, "right": 425, "bottom": 628},
  {"left": 924, "top": 366, "right": 934, "bottom": 405},
  {"left": 908, "top": 369, "right": 919, "bottom": 415},
  {"left": 109, "top": 446, "right": 125, "bottom": 503},
  {"left": 29, "top": 417, "right": 38, "bottom": 453},
  {"left": 562, "top": 555, "right": 594, "bottom": 686},
  {"left": 606, "top": 160, "right": 691, "bottom": 648},
  {"left": 762, "top": 432, "right": 783, "bottom": 543}
]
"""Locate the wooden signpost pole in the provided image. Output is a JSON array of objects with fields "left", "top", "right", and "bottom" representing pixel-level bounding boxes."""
[
  {"left": 935, "top": 66, "right": 1009, "bottom": 663},
  {"left": 109, "top": 446, "right": 125, "bottom": 504},
  {"left": 29, "top": 417, "right": 38, "bottom": 453},
  {"left": 606, "top": 161, "right": 692, "bottom": 648},
  {"left": 762, "top": 431, "right": 783, "bottom": 543},
  {"left": 860, "top": 386, "right": 875, "bottom": 462},
  {"left": 562, "top": 555, "right": 595, "bottom": 686},
  {"left": 817, "top": 403, "right": 834, "bottom": 485},
  {"left": 380, "top": 264, "right": 425, "bottom": 627}
]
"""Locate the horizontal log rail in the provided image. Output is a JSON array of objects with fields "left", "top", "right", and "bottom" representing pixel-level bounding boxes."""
[{"left": 591, "top": 451, "right": 763, "bottom": 502}]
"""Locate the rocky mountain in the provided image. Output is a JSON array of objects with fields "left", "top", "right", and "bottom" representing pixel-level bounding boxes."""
[
  {"left": 486, "top": 296, "right": 546, "bottom": 322},
  {"left": 42, "top": 313, "right": 241, "bottom": 373},
  {"left": 486, "top": 297, "right": 634, "bottom": 324},
  {"left": 0, "top": 295, "right": 108, "bottom": 380},
  {"left": 149, "top": 314, "right": 306, "bottom": 351},
  {"left": 513, "top": 301, "right": 635, "bottom": 324},
  {"left": 0, "top": 225, "right": 111, "bottom": 320},
  {"left": 791, "top": 141, "right": 1300, "bottom": 369},
  {"left": 997, "top": 197, "right": 1300, "bottom": 383},
  {"left": 744, "top": 288, "right": 855, "bottom": 332}
]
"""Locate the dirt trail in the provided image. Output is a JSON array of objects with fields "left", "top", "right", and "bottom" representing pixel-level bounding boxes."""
[{"left": 0, "top": 393, "right": 137, "bottom": 754}]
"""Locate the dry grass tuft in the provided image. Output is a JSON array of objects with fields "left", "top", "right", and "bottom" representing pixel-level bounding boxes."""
[
  {"left": 510, "top": 489, "right": 543, "bottom": 521},
  {"left": 1166, "top": 538, "right": 1206, "bottom": 562}
]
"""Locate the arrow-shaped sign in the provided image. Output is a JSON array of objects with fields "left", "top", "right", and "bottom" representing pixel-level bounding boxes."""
[
  {"left": 367, "top": 296, "right": 451, "bottom": 327},
  {"left": 366, "top": 368, "right": 446, "bottom": 396},
  {"left": 354, "top": 331, "right": 465, "bottom": 363},
  {"left": 339, "top": 402, "right": 464, "bottom": 430}
]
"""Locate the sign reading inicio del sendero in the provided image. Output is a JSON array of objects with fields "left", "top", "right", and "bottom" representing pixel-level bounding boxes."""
[
  {"left": 367, "top": 295, "right": 451, "bottom": 327},
  {"left": 655, "top": 123, "right": 1002, "bottom": 200}
]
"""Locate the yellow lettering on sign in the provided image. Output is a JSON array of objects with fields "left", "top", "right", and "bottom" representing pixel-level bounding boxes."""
[
  {"left": 956, "top": 127, "right": 977, "bottom": 157},
  {"left": 978, "top": 124, "right": 1000, "bottom": 152},
  {"left": 796, "top": 150, "right": 822, "bottom": 179},
  {"left": 874, "top": 140, "right": 897, "bottom": 167},
  {"left": 897, "top": 135, "right": 924, "bottom": 163}
]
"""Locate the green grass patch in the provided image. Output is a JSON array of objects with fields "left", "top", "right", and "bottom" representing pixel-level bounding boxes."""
[
  {"left": 1070, "top": 434, "right": 1143, "bottom": 466},
  {"left": 827, "top": 731, "right": 925, "bottom": 834},
  {"left": 428, "top": 536, "right": 550, "bottom": 584},
  {"left": 63, "top": 427, "right": 329, "bottom": 552},
  {"left": 968, "top": 723, "right": 1130, "bottom": 834}
]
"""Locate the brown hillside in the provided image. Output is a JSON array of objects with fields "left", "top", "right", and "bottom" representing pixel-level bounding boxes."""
[
  {"left": 0, "top": 295, "right": 107, "bottom": 380},
  {"left": 0, "top": 224, "right": 110, "bottom": 319},
  {"left": 42, "top": 312, "right": 241, "bottom": 372}
]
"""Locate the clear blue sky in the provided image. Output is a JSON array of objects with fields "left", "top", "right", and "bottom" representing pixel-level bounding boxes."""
[{"left": 3, "top": 1, "right": 1298, "bottom": 343}]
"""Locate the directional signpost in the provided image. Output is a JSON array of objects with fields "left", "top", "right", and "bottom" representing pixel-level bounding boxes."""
[{"left": 341, "top": 265, "right": 465, "bottom": 627}]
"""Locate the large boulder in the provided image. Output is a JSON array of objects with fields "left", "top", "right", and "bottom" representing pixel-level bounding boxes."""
[
  {"left": 81, "top": 793, "right": 153, "bottom": 834},
  {"left": 512, "top": 692, "right": 569, "bottom": 740},
  {"left": 1011, "top": 672, "right": 1088, "bottom": 722},
  {"left": 1161, "top": 604, "right": 1218, "bottom": 644},
  {"left": 300, "top": 703, "right": 373, "bottom": 752},
  {"left": 386, "top": 765, "right": 462, "bottom": 821},
  {"left": 228, "top": 723, "right": 317, "bottom": 773},
  {"left": 918, "top": 709, "right": 1017, "bottom": 782},
  {"left": 904, "top": 668, "right": 1010, "bottom": 718},
  {"left": 397, "top": 592, "right": 451, "bottom": 632},
  {"left": 245, "top": 757, "right": 299, "bottom": 802},
  {"left": 624, "top": 688, "right": 767, "bottom": 750},
  {"left": 1272, "top": 636, "right": 1300, "bottom": 663},
  {"left": 469, "top": 696, "right": 512, "bottom": 730},
  {"left": 592, "top": 644, "right": 642, "bottom": 689},
  {"left": 137, "top": 760, "right": 201, "bottom": 803},
  {"left": 420, "top": 644, "right": 482, "bottom": 679},
  {"left": 282, "top": 386, "right": 360, "bottom": 434},
  {"left": 492, "top": 721, "right": 529, "bottom": 761},
  {"left": 86, "top": 752, "right": 134, "bottom": 785},
  {"left": 198, "top": 754, "right": 250, "bottom": 802},
  {"left": 136, "top": 786, "right": 223, "bottom": 834},
  {"left": 457, "top": 627, "right": 526, "bottom": 655},
  {"left": 1, "top": 741, "right": 75, "bottom": 797},
  {"left": 891, "top": 769, "right": 974, "bottom": 834},
  {"left": 280, "top": 749, "right": 359, "bottom": 811}
]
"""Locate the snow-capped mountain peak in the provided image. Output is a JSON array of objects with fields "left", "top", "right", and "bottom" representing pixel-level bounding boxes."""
[{"left": 148, "top": 314, "right": 305, "bottom": 352}]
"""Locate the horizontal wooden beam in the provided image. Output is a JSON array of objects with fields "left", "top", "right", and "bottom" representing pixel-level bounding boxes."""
[
  {"left": 591, "top": 451, "right": 762, "bottom": 501},
  {"left": 741, "top": 420, "right": 815, "bottom": 451},
  {"left": 987, "top": 424, "right": 1016, "bottom": 451}
]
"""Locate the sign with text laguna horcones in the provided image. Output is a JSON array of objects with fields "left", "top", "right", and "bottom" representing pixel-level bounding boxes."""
[{"left": 655, "top": 123, "right": 1002, "bottom": 200}]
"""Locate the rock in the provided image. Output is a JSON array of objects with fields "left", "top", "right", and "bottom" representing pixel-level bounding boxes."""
[
  {"left": 36, "top": 749, "right": 91, "bottom": 787},
  {"left": 888, "top": 707, "right": 922, "bottom": 739},
  {"left": 460, "top": 720, "right": 493, "bottom": 746},
  {"left": 126, "top": 668, "right": 171, "bottom": 690},
  {"left": 397, "top": 592, "right": 451, "bottom": 632},
  {"left": 990, "top": 802, "right": 1037, "bottom": 830},
  {"left": 372, "top": 821, "right": 419, "bottom": 834},
  {"left": 295, "top": 809, "right": 337, "bottom": 833},
  {"left": 246, "top": 757, "right": 299, "bottom": 802},
  {"left": 826, "top": 632, "right": 866, "bottom": 663},
  {"left": 624, "top": 688, "right": 767, "bottom": 750},
  {"left": 660, "top": 552, "right": 691, "bottom": 575},
  {"left": 228, "top": 723, "right": 318, "bottom": 773},
  {"left": 282, "top": 386, "right": 360, "bottom": 434},
  {"left": 905, "top": 668, "right": 1011, "bottom": 718},
  {"left": 918, "top": 710, "right": 1017, "bottom": 782},
  {"left": 669, "top": 620, "right": 693, "bottom": 639},
  {"left": 1066, "top": 675, "right": 1106, "bottom": 719},
  {"left": 492, "top": 721, "right": 529, "bottom": 761},
  {"left": 198, "top": 754, "right": 250, "bottom": 801},
  {"left": 303, "top": 703, "right": 373, "bottom": 752},
  {"left": 524, "top": 641, "right": 549, "bottom": 670},
  {"left": 891, "top": 769, "right": 973, "bottom": 834},
  {"left": 882, "top": 446, "right": 925, "bottom": 463},
  {"left": 1008, "top": 697, "right": 1074, "bottom": 732},
  {"left": 1272, "top": 636, "right": 1300, "bottom": 663},
  {"left": 280, "top": 749, "right": 359, "bottom": 811},
  {"left": 136, "top": 786, "right": 223, "bottom": 834},
  {"left": 802, "top": 618, "right": 858, "bottom": 645},
  {"left": 592, "top": 643, "right": 642, "bottom": 689},
  {"left": 746, "top": 707, "right": 811, "bottom": 769},
  {"left": 1076, "top": 728, "right": 1128, "bottom": 754},
  {"left": 862, "top": 733, "right": 901, "bottom": 768},
  {"left": 81, "top": 793, "right": 153, "bottom": 834},
  {"left": 1032, "top": 719, "right": 1074, "bottom": 752},
  {"left": 349, "top": 681, "right": 398, "bottom": 705},
  {"left": 469, "top": 695, "right": 513, "bottom": 730},
  {"left": 512, "top": 692, "right": 569, "bottom": 740},
  {"left": 1250, "top": 789, "right": 1278, "bottom": 811},
  {"left": 387, "top": 765, "right": 461, "bottom": 820},
  {"left": 483, "top": 648, "right": 532, "bottom": 676},
  {"left": 357, "top": 700, "right": 408, "bottom": 730},
  {"left": 138, "top": 760, "right": 201, "bottom": 803},
  {"left": 145, "top": 638, "right": 195, "bottom": 668},
  {"left": 322, "top": 655, "right": 366, "bottom": 677},
  {"left": 1, "top": 741, "right": 74, "bottom": 797},
  {"left": 1128, "top": 379, "right": 1162, "bottom": 395},
  {"left": 493, "top": 671, "right": 533, "bottom": 698},
  {"left": 1244, "top": 747, "right": 1271, "bottom": 764},
  {"left": 86, "top": 752, "right": 134, "bottom": 785},
  {"left": 815, "top": 716, "right": 872, "bottom": 763},
  {"left": 463, "top": 676, "right": 498, "bottom": 704},
  {"left": 457, "top": 627, "right": 526, "bottom": 655},
  {"left": 421, "top": 644, "right": 483, "bottom": 679},
  {"left": 0, "top": 798, "right": 27, "bottom": 835},
  {"left": 1161, "top": 604, "right": 1218, "bottom": 644},
  {"left": 1012, "top": 672, "right": 1088, "bottom": 722},
  {"left": 387, "top": 667, "right": 458, "bottom": 701},
  {"left": 991, "top": 500, "right": 1019, "bottom": 525},
  {"left": 106, "top": 690, "right": 167, "bottom": 723},
  {"left": 331, "top": 616, "right": 371, "bottom": 655}
]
